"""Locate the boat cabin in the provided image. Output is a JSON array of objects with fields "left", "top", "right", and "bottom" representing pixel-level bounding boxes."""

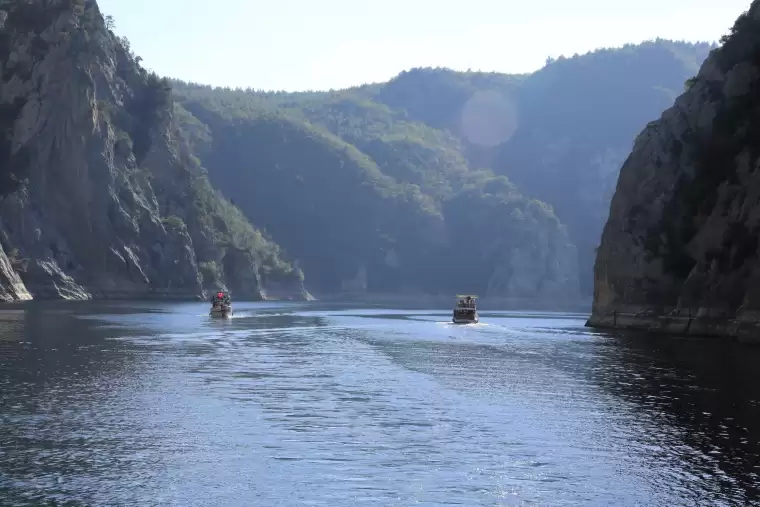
[
  {"left": 455, "top": 295, "right": 477, "bottom": 309},
  {"left": 211, "top": 291, "right": 231, "bottom": 306},
  {"left": 453, "top": 294, "right": 479, "bottom": 323}
]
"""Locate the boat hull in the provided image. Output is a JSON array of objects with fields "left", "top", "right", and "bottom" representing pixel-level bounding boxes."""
[
  {"left": 209, "top": 307, "right": 233, "bottom": 318},
  {"left": 452, "top": 312, "right": 479, "bottom": 324}
]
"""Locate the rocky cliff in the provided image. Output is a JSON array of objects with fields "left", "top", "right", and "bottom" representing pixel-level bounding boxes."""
[
  {"left": 587, "top": 2, "right": 760, "bottom": 340},
  {"left": 0, "top": 0, "right": 308, "bottom": 301}
]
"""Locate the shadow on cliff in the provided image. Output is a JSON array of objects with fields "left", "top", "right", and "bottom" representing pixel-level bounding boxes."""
[{"left": 585, "top": 329, "right": 760, "bottom": 504}]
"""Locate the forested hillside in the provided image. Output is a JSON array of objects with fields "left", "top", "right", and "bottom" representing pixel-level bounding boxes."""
[
  {"left": 169, "top": 38, "right": 715, "bottom": 301},
  {"left": 174, "top": 97, "right": 577, "bottom": 299}
]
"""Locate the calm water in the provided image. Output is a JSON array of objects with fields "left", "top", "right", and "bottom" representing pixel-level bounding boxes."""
[{"left": 1, "top": 301, "right": 760, "bottom": 506}]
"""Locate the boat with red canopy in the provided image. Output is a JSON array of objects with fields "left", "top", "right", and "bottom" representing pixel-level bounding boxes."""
[{"left": 209, "top": 291, "right": 232, "bottom": 318}]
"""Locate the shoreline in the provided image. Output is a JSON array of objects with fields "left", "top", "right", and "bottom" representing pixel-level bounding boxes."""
[
  {"left": 1, "top": 289, "right": 593, "bottom": 313},
  {"left": 586, "top": 311, "right": 760, "bottom": 343},
  {"left": 312, "top": 292, "right": 592, "bottom": 313},
  {"left": 1, "top": 287, "right": 314, "bottom": 303}
]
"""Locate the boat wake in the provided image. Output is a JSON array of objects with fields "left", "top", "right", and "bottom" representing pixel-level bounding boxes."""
[
  {"left": 437, "top": 321, "right": 489, "bottom": 327},
  {"left": 196, "top": 311, "right": 293, "bottom": 319}
]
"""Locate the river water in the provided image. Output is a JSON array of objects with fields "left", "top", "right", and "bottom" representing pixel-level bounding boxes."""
[{"left": 0, "top": 301, "right": 759, "bottom": 506}]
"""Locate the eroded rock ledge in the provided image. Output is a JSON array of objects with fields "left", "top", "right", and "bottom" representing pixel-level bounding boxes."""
[{"left": 587, "top": 306, "right": 760, "bottom": 342}]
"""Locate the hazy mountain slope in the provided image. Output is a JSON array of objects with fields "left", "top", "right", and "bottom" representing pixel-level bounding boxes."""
[
  {"left": 168, "top": 39, "right": 714, "bottom": 302},
  {"left": 348, "top": 41, "right": 714, "bottom": 296},
  {"left": 495, "top": 39, "right": 716, "bottom": 295},
  {"left": 173, "top": 86, "right": 581, "bottom": 300}
]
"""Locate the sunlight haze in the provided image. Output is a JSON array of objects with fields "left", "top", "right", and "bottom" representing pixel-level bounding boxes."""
[{"left": 98, "top": 0, "right": 751, "bottom": 91}]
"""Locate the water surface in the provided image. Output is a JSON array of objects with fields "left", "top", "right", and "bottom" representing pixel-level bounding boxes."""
[{"left": 1, "top": 301, "right": 759, "bottom": 506}]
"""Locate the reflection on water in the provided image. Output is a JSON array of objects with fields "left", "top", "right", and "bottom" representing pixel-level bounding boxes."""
[
  {"left": 584, "top": 332, "right": 760, "bottom": 506},
  {"left": 0, "top": 301, "right": 759, "bottom": 506}
]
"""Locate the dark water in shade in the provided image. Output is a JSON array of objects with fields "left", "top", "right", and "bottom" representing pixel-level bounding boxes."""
[{"left": 1, "top": 301, "right": 759, "bottom": 506}]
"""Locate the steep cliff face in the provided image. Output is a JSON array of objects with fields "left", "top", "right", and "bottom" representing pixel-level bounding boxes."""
[
  {"left": 0, "top": 0, "right": 306, "bottom": 300},
  {"left": 588, "top": 2, "right": 760, "bottom": 339}
]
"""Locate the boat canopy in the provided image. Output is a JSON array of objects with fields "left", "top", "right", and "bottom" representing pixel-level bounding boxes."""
[
  {"left": 455, "top": 295, "right": 477, "bottom": 309},
  {"left": 455, "top": 294, "right": 478, "bottom": 299}
]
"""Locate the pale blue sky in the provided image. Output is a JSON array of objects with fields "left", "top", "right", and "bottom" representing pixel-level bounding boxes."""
[{"left": 96, "top": 0, "right": 751, "bottom": 91}]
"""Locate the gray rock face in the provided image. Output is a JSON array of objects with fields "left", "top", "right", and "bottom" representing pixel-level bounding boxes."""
[
  {"left": 486, "top": 223, "right": 579, "bottom": 301},
  {"left": 0, "top": 241, "right": 31, "bottom": 301},
  {"left": 588, "top": 1, "right": 760, "bottom": 339},
  {"left": 0, "top": 0, "right": 307, "bottom": 301}
]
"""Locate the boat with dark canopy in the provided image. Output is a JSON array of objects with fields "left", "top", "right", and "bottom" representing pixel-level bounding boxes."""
[{"left": 452, "top": 294, "right": 479, "bottom": 324}]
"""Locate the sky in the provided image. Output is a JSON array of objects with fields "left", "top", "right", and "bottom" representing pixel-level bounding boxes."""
[{"left": 96, "top": 0, "right": 753, "bottom": 92}]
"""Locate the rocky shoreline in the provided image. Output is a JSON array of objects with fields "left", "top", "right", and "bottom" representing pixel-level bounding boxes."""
[
  {"left": 0, "top": 284, "right": 314, "bottom": 302},
  {"left": 0, "top": 287, "right": 589, "bottom": 311},
  {"left": 586, "top": 308, "right": 760, "bottom": 343}
]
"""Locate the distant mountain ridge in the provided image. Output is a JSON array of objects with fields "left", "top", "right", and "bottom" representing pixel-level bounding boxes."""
[
  {"left": 170, "top": 38, "right": 713, "bottom": 302},
  {"left": 0, "top": 0, "right": 719, "bottom": 304}
]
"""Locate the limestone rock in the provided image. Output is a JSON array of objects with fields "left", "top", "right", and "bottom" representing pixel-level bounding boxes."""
[
  {"left": 588, "top": 1, "right": 760, "bottom": 339},
  {"left": 0, "top": 0, "right": 307, "bottom": 301}
]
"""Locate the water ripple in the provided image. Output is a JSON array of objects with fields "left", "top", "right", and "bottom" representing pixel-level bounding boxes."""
[{"left": 0, "top": 302, "right": 759, "bottom": 506}]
